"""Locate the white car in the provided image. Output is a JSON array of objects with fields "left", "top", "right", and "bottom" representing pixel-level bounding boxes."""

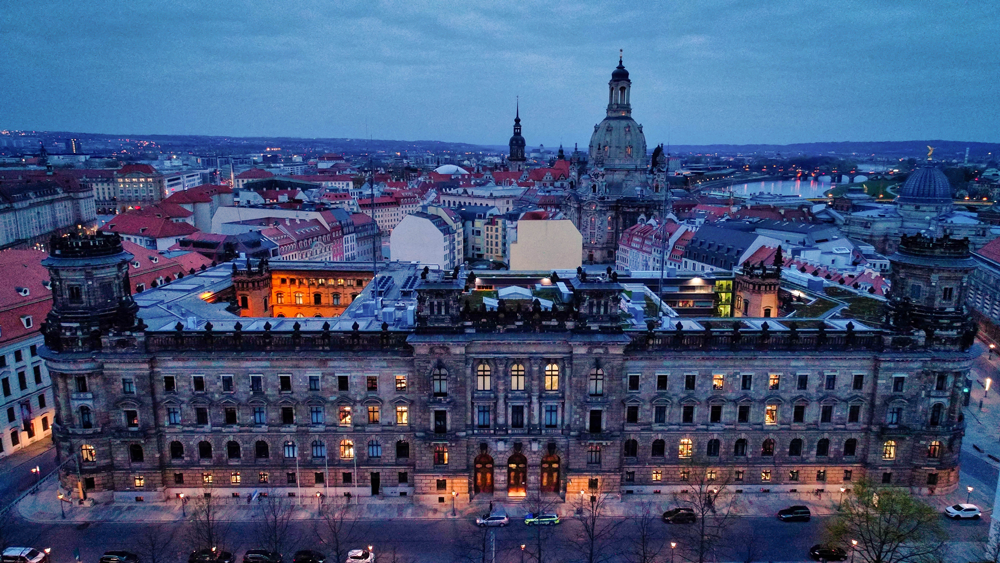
[
  {"left": 945, "top": 504, "right": 981, "bottom": 519},
  {"left": 476, "top": 514, "right": 510, "bottom": 527},
  {"left": 345, "top": 550, "right": 373, "bottom": 563},
  {"left": 2, "top": 548, "right": 50, "bottom": 563}
]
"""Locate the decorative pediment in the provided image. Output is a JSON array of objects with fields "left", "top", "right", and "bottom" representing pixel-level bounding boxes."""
[
  {"left": 706, "top": 396, "right": 728, "bottom": 405},
  {"left": 845, "top": 394, "right": 866, "bottom": 404},
  {"left": 623, "top": 396, "right": 643, "bottom": 406},
  {"left": 818, "top": 395, "right": 840, "bottom": 405},
  {"left": 679, "top": 396, "right": 700, "bottom": 406},
  {"left": 391, "top": 396, "right": 413, "bottom": 406},
  {"left": 218, "top": 398, "right": 239, "bottom": 406},
  {"left": 162, "top": 397, "right": 183, "bottom": 407},
  {"left": 763, "top": 394, "right": 784, "bottom": 405},
  {"left": 885, "top": 396, "right": 909, "bottom": 406},
  {"left": 304, "top": 396, "right": 327, "bottom": 407},
  {"left": 735, "top": 394, "right": 754, "bottom": 404},
  {"left": 189, "top": 397, "right": 212, "bottom": 407},
  {"left": 334, "top": 396, "right": 354, "bottom": 406},
  {"left": 275, "top": 397, "right": 298, "bottom": 406},
  {"left": 247, "top": 397, "right": 268, "bottom": 406},
  {"left": 791, "top": 395, "right": 811, "bottom": 405},
  {"left": 114, "top": 397, "right": 141, "bottom": 409},
  {"left": 362, "top": 397, "right": 384, "bottom": 406}
]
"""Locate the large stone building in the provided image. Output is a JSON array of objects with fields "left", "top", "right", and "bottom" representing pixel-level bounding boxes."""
[{"left": 41, "top": 232, "right": 974, "bottom": 506}]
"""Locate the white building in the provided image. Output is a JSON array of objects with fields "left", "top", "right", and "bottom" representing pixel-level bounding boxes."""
[{"left": 389, "top": 212, "right": 463, "bottom": 270}]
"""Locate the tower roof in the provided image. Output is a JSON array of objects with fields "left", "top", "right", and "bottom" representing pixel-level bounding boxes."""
[
  {"left": 897, "top": 165, "right": 952, "bottom": 204},
  {"left": 611, "top": 53, "right": 629, "bottom": 81}
]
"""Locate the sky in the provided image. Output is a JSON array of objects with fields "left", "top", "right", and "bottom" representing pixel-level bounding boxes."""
[{"left": 1, "top": 0, "right": 998, "bottom": 148}]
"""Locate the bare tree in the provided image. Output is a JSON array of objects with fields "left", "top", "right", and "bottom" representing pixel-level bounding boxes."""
[
  {"left": 623, "top": 501, "right": 665, "bottom": 563},
  {"left": 186, "top": 489, "right": 232, "bottom": 552},
  {"left": 130, "top": 524, "right": 180, "bottom": 563},
  {"left": 252, "top": 490, "right": 299, "bottom": 555},
  {"left": 452, "top": 521, "right": 495, "bottom": 563},
  {"left": 376, "top": 541, "right": 413, "bottom": 563},
  {"left": 725, "top": 524, "right": 765, "bottom": 563},
  {"left": 567, "top": 483, "right": 623, "bottom": 563},
  {"left": 315, "top": 497, "right": 365, "bottom": 563},
  {"left": 671, "top": 466, "right": 740, "bottom": 563},
  {"left": 523, "top": 493, "right": 560, "bottom": 563},
  {"left": 825, "top": 478, "right": 946, "bottom": 563}
]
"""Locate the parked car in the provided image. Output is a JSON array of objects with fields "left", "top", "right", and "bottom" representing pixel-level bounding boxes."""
[
  {"left": 100, "top": 552, "right": 139, "bottom": 563},
  {"left": 524, "top": 513, "right": 560, "bottom": 526},
  {"left": 809, "top": 544, "right": 848, "bottom": 561},
  {"left": 662, "top": 508, "right": 697, "bottom": 524},
  {"left": 243, "top": 551, "right": 281, "bottom": 563},
  {"left": 345, "top": 550, "right": 374, "bottom": 563},
  {"left": 777, "top": 506, "right": 811, "bottom": 522},
  {"left": 1, "top": 548, "right": 50, "bottom": 563},
  {"left": 945, "top": 504, "right": 982, "bottom": 519},
  {"left": 188, "top": 549, "right": 234, "bottom": 563},
  {"left": 291, "top": 551, "right": 326, "bottom": 563},
  {"left": 476, "top": 513, "right": 510, "bottom": 527}
]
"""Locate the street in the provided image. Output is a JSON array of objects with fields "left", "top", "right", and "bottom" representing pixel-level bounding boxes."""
[{"left": 0, "top": 438, "right": 57, "bottom": 508}]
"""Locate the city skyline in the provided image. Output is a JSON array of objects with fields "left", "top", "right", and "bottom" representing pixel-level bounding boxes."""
[{"left": 2, "top": 1, "right": 998, "bottom": 147}]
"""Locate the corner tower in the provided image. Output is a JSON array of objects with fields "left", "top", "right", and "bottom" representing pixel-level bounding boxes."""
[{"left": 41, "top": 233, "right": 140, "bottom": 352}]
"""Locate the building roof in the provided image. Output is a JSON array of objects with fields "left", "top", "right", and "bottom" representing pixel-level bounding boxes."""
[
  {"left": 975, "top": 237, "right": 1000, "bottom": 265},
  {"left": 0, "top": 248, "right": 51, "bottom": 346},
  {"left": 898, "top": 165, "right": 952, "bottom": 204},
  {"left": 116, "top": 163, "right": 159, "bottom": 176},
  {"left": 683, "top": 224, "right": 765, "bottom": 270},
  {"left": 163, "top": 184, "right": 232, "bottom": 204},
  {"left": 101, "top": 211, "right": 198, "bottom": 239},
  {"left": 236, "top": 168, "right": 275, "bottom": 179}
]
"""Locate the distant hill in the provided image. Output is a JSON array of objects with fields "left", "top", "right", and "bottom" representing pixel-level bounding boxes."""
[{"left": 663, "top": 140, "right": 1000, "bottom": 160}]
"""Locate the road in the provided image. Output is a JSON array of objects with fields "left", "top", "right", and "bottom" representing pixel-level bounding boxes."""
[
  {"left": 4, "top": 511, "right": 988, "bottom": 563},
  {"left": 0, "top": 438, "right": 57, "bottom": 509}
]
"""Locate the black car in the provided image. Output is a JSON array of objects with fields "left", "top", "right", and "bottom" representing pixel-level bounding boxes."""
[
  {"left": 188, "top": 550, "right": 234, "bottom": 563},
  {"left": 243, "top": 552, "right": 281, "bottom": 563},
  {"left": 662, "top": 507, "right": 697, "bottom": 524},
  {"left": 291, "top": 551, "right": 325, "bottom": 563},
  {"left": 809, "top": 544, "right": 848, "bottom": 561},
  {"left": 100, "top": 553, "right": 139, "bottom": 563},
  {"left": 777, "top": 505, "right": 811, "bottom": 522}
]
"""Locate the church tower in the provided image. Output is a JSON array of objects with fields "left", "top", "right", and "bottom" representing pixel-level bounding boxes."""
[
  {"left": 233, "top": 258, "right": 272, "bottom": 317},
  {"left": 508, "top": 100, "right": 526, "bottom": 172}
]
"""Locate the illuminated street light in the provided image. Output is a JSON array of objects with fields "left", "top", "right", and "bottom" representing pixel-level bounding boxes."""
[
  {"left": 967, "top": 486, "right": 974, "bottom": 504},
  {"left": 670, "top": 542, "right": 677, "bottom": 563},
  {"left": 451, "top": 490, "right": 457, "bottom": 516},
  {"left": 851, "top": 539, "right": 858, "bottom": 563}
]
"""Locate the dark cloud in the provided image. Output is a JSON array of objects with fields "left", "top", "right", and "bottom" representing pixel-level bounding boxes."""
[{"left": 1, "top": 0, "right": 996, "bottom": 146}]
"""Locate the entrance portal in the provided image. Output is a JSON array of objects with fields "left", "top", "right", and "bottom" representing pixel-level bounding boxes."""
[
  {"left": 540, "top": 454, "right": 560, "bottom": 493},
  {"left": 507, "top": 452, "right": 527, "bottom": 496},
  {"left": 474, "top": 453, "right": 494, "bottom": 494}
]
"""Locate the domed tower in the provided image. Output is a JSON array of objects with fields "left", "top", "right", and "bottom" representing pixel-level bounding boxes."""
[
  {"left": 587, "top": 52, "right": 647, "bottom": 190},
  {"left": 41, "top": 233, "right": 140, "bottom": 352},
  {"left": 885, "top": 233, "right": 976, "bottom": 336},
  {"left": 508, "top": 100, "right": 526, "bottom": 172},
  {"left": 896, "top": 163, "right": 954, "bottom": 231}
]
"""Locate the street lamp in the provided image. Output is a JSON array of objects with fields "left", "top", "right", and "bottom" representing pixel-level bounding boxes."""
[
  {"left": 451, "top": 490, "right": 457, "bottom": 516},
  {"left": 316, "top": 492, "right": 322, "bottom": 512},
  {"left": 179, "top": 493, "right": 187, "bottom": 517},
  {"left": 840, "top": 487, "right": 847, "bottom": 509},
  {"left": 520, "top": 544, "right": 525, "bottom": 563},
  {"left": 987, "top": 378, "right": 993, "bottom": 398},
  {"left": 967, "top": 486, "right": 974, "bottom": 504},
  {"left": 851, "top": 539, "right": 858, "bottom": 563},
  {"left": 670, "top": 541, "right": 677, "bottom": 563},
  {"left": 990, "top": 343, "right": 996, "bottom": 358},
  {"left": 56, "top": 493, "right": 66, "bottom": 519},
  {"left": 31, "top": 466, "right": 40, "bottom": 493},
  {"left": 367, "top": 546, "right": 373, "bottom": 558}
]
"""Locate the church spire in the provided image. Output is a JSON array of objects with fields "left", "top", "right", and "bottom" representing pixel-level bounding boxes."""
[{"left": 508, "top": 97, "right": 526, "bottom": 171}]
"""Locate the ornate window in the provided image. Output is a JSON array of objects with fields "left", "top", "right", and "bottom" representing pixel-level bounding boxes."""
[
  {"left": 476, "top": 363, "right": 492, "bottom": 391},
  {"left": 765, "top": 405, "right": 778, "bottom": 425},
  {"left": 170, "top": 441, "right": 184, "bottom": 459},
  {"left": 433, "top": 444, "right": 448, "bottom": 465},
  {"left": 651, "top": 439, "right": 665, "bottom": 457},
  {"left": 733, "top": 439, "right": 747, "bottom": 457},
  {"left": 588, "top": 368, "right": 604, "bottom": 396},
  {"left": 129, "top": 444, "right": 144, "bottom": 463},
  {"left": 283, "top": 441, "right": 297, "bottom": 459},
  {"left": 927, "top": 440, "right": 941, "bottom": 459},
  {"left": 544, "top": 363, "right": 560, "bottom": 390},
  {"left": 368, "top": 440, "right": 382, "bottom": 458},
  {"left": 79, "top": 406, "right": 93, "bottom": 429},
  {"left": 788, "top": 438, "right": 802, "bottom": 457},
  {"left": 817, "top": 438, "right": 830, "bottom": 457},
  {"left": 843, "top": 438, "right": 857, "bottom": 457},
  {"left": 706, "top": 439, "right": 720, "bottom": 457},
  {"left": 226, "top": 441, "right": 241, "bottom": 459},
  {"left": 761, "top": 439, "right": 775, "bottom": 456},
  {"left": 930, "top": 403, "right": 944, "bottom": 426},
  {"left": 396, "top": 406, "right": 409, "bottom": 425},
  {"left": 340, "top": 439, "right": 354, "bottom": 460},
  {"left": 510, "top": 363, "right": 525, "bottom": 391},
  {"left": 624, "top": 439, "right": 638, "bottom": 458},
  {"left": 678, "top": 438, "right": 693, "bottom": 459},
  {"left": 432, "top": 368, "right": 448, "bottom": 397},
  {"left": 255, "top": 441, "right": 269, "bottom": 459},
  {"left": 312, "top": 440, "right": 326, "bottom": 458},
  {"left": 587, "top": 445, "right": 601, "bottom": 464},
  {"left": 198, "top": 441, "right": 212, "bottom": 460},
  {"left": 81, "top": 444, "right": 96, "bottom": 463}
]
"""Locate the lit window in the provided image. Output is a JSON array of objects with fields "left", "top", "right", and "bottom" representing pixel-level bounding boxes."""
[
  {"left": 133, "top": 475, "right": 145, "bottom": 488},
  {"left": 706, "top": 469, "right": 717, "bottom": 481},
  {"left": 882, "top": 440, "right": 896, "bottom": 460},
  {"left": 761, "top": 470, "right": 771, "bottom": 482},
  {"left": 433, "top": 444, "right": 448, "bottom": 465},
  {"left": 367, "top": 405, "right": 380, "bottom": 424},
  {"left": 927, "top": 440, "right": 941, "bottom": 459},
  {"left": 678, "top": 438, "right": 693, "bottom": 458},
  {"left": 544, "top": 363, "right": 560, "bottom": 390},
  {"left": 395, "top": 375, "right": 407, "bottom": 392},
  {"left": 652, "top": 470, "right": 662, "bottom": 481},
  {"left": 202, "top": 473, "right": 213, "bottom": 485},
  {"left": 81, "top": 444, "right": 96, "bottom": 462},
  {"left": 768, "top": 374, "right": 780, "bottom": 390},
  {"left": 476, "top": 363, "right": 492, "bottom": 391},
  {"left": 283, "top": 441, "right": 297, "bottom": 458},
  {"left": 396, "top": 405, "right": 409, "bottom": 425},
  {"left": 510, "top": 363, "right": 525, "bottom": 391},
  {"left": 339, "top": 406, "right": 352, "bottom": 426},
  {"left": 230, "top": 472, "right": 241, "bottom": 485},
  {"left": 340, "top": 439, "right": 354, "bottom": 459},
  {"left": 765, "top": 405, "right": 778, "bottom": 425},
  {"left": 712, "top": 374, "right": 724, "bottom": 390}
]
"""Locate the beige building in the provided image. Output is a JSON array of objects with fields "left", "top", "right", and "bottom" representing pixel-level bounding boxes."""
[{"left": 509, "top": 219, "right": 582, "bottom": 271}]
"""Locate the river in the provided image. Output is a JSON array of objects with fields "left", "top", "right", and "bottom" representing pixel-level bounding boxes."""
[{"left": 727, "top": 177, "right": 834, "bottom": 199}]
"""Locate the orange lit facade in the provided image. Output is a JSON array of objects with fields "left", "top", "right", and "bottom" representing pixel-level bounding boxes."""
[{"left": 234, "top": 262, "right": 375, "bottom": 319}]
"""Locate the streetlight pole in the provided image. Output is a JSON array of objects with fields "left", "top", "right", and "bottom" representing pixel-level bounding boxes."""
[
  {"left": 670, "top": 541, "right": 677, "bottom": 563},
  {"left": 180, "top": 493, "right": 187, "bottom": 517},
  {"left": 987, "top": 378, "right": 993, "bottom": 398},
  {"left": 316, "top": 492, "right": 322, "bottom": 514},
  {"left": 451, "top": 490, "right": 457, "bottom": 516},
  {"left": 967, "top": 486, "right": 974, "bottom": 504},
  {"left": 851, "top": 539, "right": 858, "bottom": 563},
  {"left": 990, "top": 343, "right": 996, "bottom": 358},
  {"left": 520, "top": 544, "right": 525, "bottom": 563},
  {"left": 840, "top": 487, "right": 846, "bottom": 509},
  {"left": 31, "top": 466, "right": 40, "bottom": 493},
  {"left": 57, "top": 493, "right": 66, "bottom": 519}
]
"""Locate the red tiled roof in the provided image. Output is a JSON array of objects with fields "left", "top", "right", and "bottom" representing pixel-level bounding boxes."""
[
  {"left": 977, "top": 237, "right": 1000, "bottom": 264},
  {"left": 236, "top": 168, "right": 274, "bottom": 179},
  {"left": 102, "top": 212, "right": 198, "bottom": 239},
  {"left": 0, "top": 248, "right": 51, "bottom": 346},
  {"left": 163, "top": 184, "right": 232, "bottom": 204},
  {"left": 116, "top": 164, "right": 158, "bottom": 175}
]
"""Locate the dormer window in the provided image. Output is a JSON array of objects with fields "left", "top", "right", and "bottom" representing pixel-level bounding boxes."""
[
  {"left": 20, "top": 316, "right": 32, "bottom": 329},
  {"left": 132, "top": 261, "right": 141, "bottom": 269},
  {"left": 16, "top": 287, "right": 29, "bottom": 297}
]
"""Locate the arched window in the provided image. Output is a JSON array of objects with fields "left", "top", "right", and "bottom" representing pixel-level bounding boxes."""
[
  {"left": 312, "top": 440, "right": 326, "bottom": 458},
  {"left": 294, "top": 292, "right": 303, "bottom": 304},
  {"left": 396, "top": 440, "right": 409, "bottom": 459},
  {"left": 624, "top": 439, "right": 638, "bottom": 458},
  {"left": 170, "top": 441, "right": 184, "bottom": 459},
  {"left": 227, "top": 441, "right": 241, "bottom": 459},
  {"left": 340, "top": 439, "right": 354, "bottom": 460},
  {"left": 651, "top": 439, "right": 665, "bottom": 457},
  {"left": 930, "top": 403, "right": 943, "bottom": 426},
  {"left": 198, "top": 441, "right": 213, "bottom": 460},
  {"left": 476, "top": 363, "right": 492, "bottom": 391},
  {"left": 79, "top": 406, "right": 93, "bottom": 429},
  {"left": 81, "top": 444, "right": 96, "bottom": 463},
  {"left": 843, "top": 438, "right": 857, "bottom": 457},
  {"left": 882, "top": 440, "right": 896, "bottom": 460},
  {"left": 734, "top": 439, "right": 747, "bottom": 457},
  {"left": 129, "top": 444, "right": 144, "bottom": 463},
  {"left": 545, "top": 363, "right": 560, "bottom": 390},
  {"left": 706, "top": 439, "right": 720, "bottom": 457},
  {"left": 588, "top": 368, "right": 604, "bottom": 396},
  {"left": 283, "top": 441, "right": 297, "bottom": 459},
  {"left": 510, "top": 363, "right": 525, "bottom": 391},
  {"left": 788, "top": 438, "right": 803, "bottom": 457},
  {"left": 678, "top": 438, "right": 693, "bottom": 458},
  {"left": 761, "top": 439, "right": 775, "bottom": 456},
  {"left": 432, "top": 368, "right": 448, "bottom": 397},
  {"left": 255, "top": 441, "right": 269, "bottom": 459},
  {"left": 927, "top": 440, "right": 942, "bottom": 459},
  {"left": 816, "top": 438, "right": 830, "bottom": 457},
  {"left": 313, "top": 293, "right": 322, "bottom": 305},
  {"left": 332, "top": 294, "right": 341, "bottom": 305},
  {"left": 368, "top": 440, "right": 382, "bottom": 458}
]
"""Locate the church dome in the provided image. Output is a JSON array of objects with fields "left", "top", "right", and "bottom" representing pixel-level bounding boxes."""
[
  {"left": 611, "top": 58, "right": 629, "bottom": 81},
  {"left": 588, "top": 117, "right": 646, "bottom": 171},
  {"left": 434, "top": 164, "right": 469, "bottom": 175},
  {"left": 898, "top": 165, "right": 952, "bottom": 204}
]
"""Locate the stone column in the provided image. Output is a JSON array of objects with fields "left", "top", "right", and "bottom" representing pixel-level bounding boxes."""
[{"left": 530, "top": 358, "right": 541, "bottom": 428}]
